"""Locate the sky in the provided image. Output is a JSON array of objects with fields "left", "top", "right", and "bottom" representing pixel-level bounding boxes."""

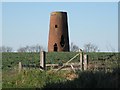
[
  {"left": 118, "top": 2, "right": 120, "bottom": 52},
  {"left": 0, "top": 2, "right": 2, "bottom": 49},
  {"left": 2, "top": 2, "right": 118, "bottom": 52}
]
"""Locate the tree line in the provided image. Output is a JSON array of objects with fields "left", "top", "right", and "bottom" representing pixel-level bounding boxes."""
[
  {"left": 0, "top": 42, "right": 100, "bottom": 52},
  {"left": 71, "top": 42, "right": 99, "bottom": 52},
  {"left": 0, "top": 44, "right": 44, "bottom": 52}
]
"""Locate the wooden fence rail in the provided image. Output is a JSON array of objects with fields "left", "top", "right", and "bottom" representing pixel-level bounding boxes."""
[
  {"left": 18, "top": 51, "right": 89, "bottom": 72},
  {"left": 19, "top": 51, "right": 117, "bottom": 73}
]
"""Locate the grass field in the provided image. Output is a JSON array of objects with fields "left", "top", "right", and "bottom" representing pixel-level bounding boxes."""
[
  {"left": 2, "top": 68, "right": 120, "bottom": 88},
  {"left": 2, "top": 52, "right": 120, "bottom": 88},
  {"left": 2, "top": 52, "right": 119, "bottom": 70}
]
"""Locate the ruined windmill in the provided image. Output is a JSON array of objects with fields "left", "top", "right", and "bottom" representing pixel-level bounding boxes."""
[{"left": 48, "top": 11, "right": 70, "bottom": 52}]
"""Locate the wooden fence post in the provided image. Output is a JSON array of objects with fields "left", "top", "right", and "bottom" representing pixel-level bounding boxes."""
[
  {"left": 83, "top": 54, "right": 88, "bottom": 70},
  {"left": 40, "top": 51, "right": 46, "bottom": 70},
  {"left": 18, "top": 62, "right": 22, "bottom": 73},
  {"left": 80, "top": 52, "right": 83, "bottom": 70}
]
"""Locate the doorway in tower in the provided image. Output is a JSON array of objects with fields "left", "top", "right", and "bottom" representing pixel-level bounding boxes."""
[{"left": 54, "top": 43, "right": 58, "bottom": 51}]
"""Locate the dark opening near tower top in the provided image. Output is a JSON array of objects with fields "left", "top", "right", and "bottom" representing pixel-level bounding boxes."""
[{"left": 48, "top": 11, "right": 70, "bottom": 52}]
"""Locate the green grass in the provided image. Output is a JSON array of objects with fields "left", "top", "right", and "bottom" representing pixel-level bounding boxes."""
[
  {"left": 2, "top": 52, "right": 80, "bottom": 70},
  {"left": 2, "top": 52, "right": 119, "bottom": 70},
  {"left": 2, "top": 68, "right": 120, "bottom": 88},
  {"left": 2, "top": 52, "right": 119, "bottom": 88},
  {"left": 2, "top": 69, "right": 68, "bottom": 88},
  {"left": 44, "top": 68, "right": 120, "bottom": 88},
  {"left": 46, "top": 52, "right": 80, "bottom": 64}
]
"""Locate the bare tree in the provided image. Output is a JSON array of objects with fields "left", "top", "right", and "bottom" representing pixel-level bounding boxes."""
[
  {"left": 6, "top": 47, "right": 13, "bottom": 52},
  {"left": 30, "top": 46, "right": 36, "bottom": 52},
  {"left": 17, "top": 44, "right": 44, "bottom": 52},
  {"left": 83, "top": 42, "right": 99, "bottom": 52},
  {"left": 35, "top": 44, "right": 43, "bottom": 52},
  {"left": 1, "top": 46, "right": 7, "bottom": 52},
  {"left": 17, "top": 47, "right": 26, "bottom": 52},
  {"left": 106, "top": 43, "right": 116, "bottom": 52},
  {"left": 70, "top": 42, "right": 79, "bottom": 52},
  {"left": 0, "top": 46, "right": 13, "bottom": 52}
]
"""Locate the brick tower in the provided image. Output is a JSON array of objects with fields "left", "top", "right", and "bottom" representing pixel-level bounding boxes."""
[{"left": 48, "top": 11, "right": 70, "bottom": 52}]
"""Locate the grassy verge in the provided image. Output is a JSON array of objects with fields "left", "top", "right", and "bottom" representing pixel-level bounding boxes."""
[
  {"left": 2, "top": 67, "right": 120, "bottom": 88},
  {"left": 2, "top": 69, "right": 68, "bottom": 88}
]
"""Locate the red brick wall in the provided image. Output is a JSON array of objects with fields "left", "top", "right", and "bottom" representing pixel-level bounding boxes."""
[{"left": 48, "top": 12, "right": 70, "bottom": 52}]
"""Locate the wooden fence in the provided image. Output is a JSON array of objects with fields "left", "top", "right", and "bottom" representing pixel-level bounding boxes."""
[
  {"left": 18, "top": 51, "right": 88, "bottom": 72},
  {"left": 18, "top": 51, "right": 117, "bottom": 72}
]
